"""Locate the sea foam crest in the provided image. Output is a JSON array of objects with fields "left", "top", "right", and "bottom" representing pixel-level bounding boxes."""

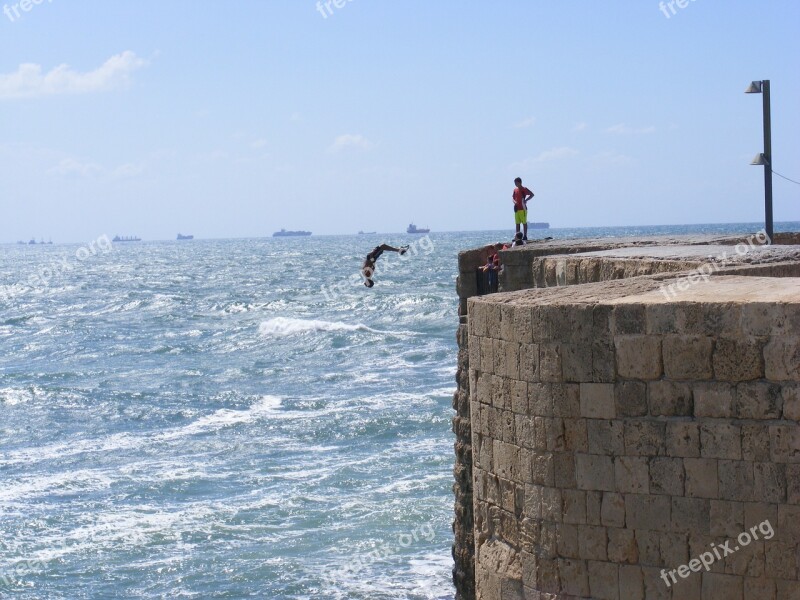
[{"left": 258, "top": 317, "right": 379, "bottom": 337}]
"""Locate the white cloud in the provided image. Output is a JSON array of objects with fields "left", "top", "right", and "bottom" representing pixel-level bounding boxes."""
[
  {"left": 0, "top": 51, "right": 148, "bottom": 100},
  {"left": 250, "top": 139, "right": 268, "bottom": 150},
  {"left": 48, "top": 158, "right": 101, "bottom": 177},
  {"left": 605, "top": 123, "right": 656, "bottom": 135},
  {"left": 112, "top": 163, "right": 144, "bottom": 178},
  {"left": 510, "top": 146, "right": 578, "bottom": 170},
  {"left": 329, "top": 134, "right": 373, "bottom": 152},
  {"left": 513, "top": 117, "right": 536, "bottom": 129},
  {"left": 572, "top": 122, "right": 588, "bottom": 132},
  {"left": 590, "top": 151, "right": 634, "bottom": 168}
]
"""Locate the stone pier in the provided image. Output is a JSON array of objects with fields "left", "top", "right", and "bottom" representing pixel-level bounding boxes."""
[{"left": 452, "top": 233, "right": 800, "bottom": 600}]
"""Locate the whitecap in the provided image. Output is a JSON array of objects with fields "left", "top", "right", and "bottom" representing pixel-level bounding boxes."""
[{"left": 258, "top": 317, "right": 383, "bottom": 337}]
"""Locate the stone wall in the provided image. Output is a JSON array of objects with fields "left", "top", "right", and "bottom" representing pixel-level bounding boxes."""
[
  {"left": 467, "top": 277, "right": 800, "bottom": 599},
  {"left": 451, "top": 235, "right": 800, "bottom": 600}
]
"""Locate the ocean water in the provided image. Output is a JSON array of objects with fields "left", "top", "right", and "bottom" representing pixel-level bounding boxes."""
[{"left": 1, "top": 222, "right": 797, "bottom": 599}]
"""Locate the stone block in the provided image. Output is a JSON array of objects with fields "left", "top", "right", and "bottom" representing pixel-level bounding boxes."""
[
  {"left": 647, "top": 380, "right": 693, "bottom": 417},
  {"left": 558, "top": 558, "right": 589, "bottom": 597},
  {"left": 615, "top": 381, "right": 647, "bottom": 418},
  {"left": 545, "top": 418, "right": 566, "bottom": 452},
  {"left": 511, "top": 380, "right": 528, "bottom": 414},
  {"left": 672, "top": 497, "right": 710, "bottom": 535},
  {"left": 611, "top": 304, "right": 646, "bottom": 335},
  {"left": 576, "top": 454, "right": 615, "bottom": 492},
  {"left": 500, "top": 305, "right": 516, "bottom": 342},
  {"left": 578, "top": 525, "right": 608, "bottom": 561},
  {"left": 713, "top": 338, "right": 764, "bottom": 382},
  {"left": 618, "top": 565, "right": 643, "bottom": 600},
  {"left": 641, "top": 566, "right": 671, "bottom": 600},
  {"left": 614, "top": 456, "right": 649, "bottom": 494},
  {"left": 552, "top": 384, "right": 581, "bottom": 418},
  {"left": 741, "top": 424, "right": 771, "bottom": 462},
  {"left": 776, "top": 504, "right": 800, "bottom": 542},
  {"left": 562, "top": 489, "right": 587, "bottom": 524},
  {"left": 693, "top": 382, "right": 734, "bottom": 418},
  {"left": 580, "top": 383, "right": 616, "bottom": 419},
  {"left": 635, "top": 530, "right": 661, "bottom": 566},
  {"left": 707, "top": 500, "right": 745, "bottom": 538},
  {"left": 593, "top": 341, "right": 617, "bottom": 383},
  {"left": 588, "top": 419, "right": 625, "bottom": 455},
  {"left": 601, "top": 492, "right": 626, "bottom": 528},
  {"left": 769, "top": 425, "right": 800, "bottom": 463},
  {"left": 764, "top": 337, "right": 800, "bottom": 381},
  {"left": 557, "top": 522, "right": 579, "bottom": 558},
  {"left": 481, "top": 337, "right": 495, "bottom": 376},
  {"left": 586, "top": 490, "right": 602, "bottom": 525},
  {"left": 554, "top": 452, "right": 576, "bottom": 489},
  {"left": 528, "top": 383, "right": 554, "bottom": 417},
  {"left": 649, "top": 457, "right": 685, "bottom": 495},
  {"left": 645, "top": 304, "right": 680, "bottom": 335},
  {"left": 563, "top": 418, "right": 588, "bottom": 453},
  {"left": 561, "top": 343, "right": 593, "bottom": 383},
  {"left": 666, "top": 421, "right": 700, "bottom": 458},
  {"left": 753, "top": 462, "right": 786, "bottom": 503},
  {"left": 743, "top": 502, "right": 777, "bottom": 533},
  {"left": 615, "top": 335, "right": 663, "bottom": 380},
  {"left": 659, "top": 531, "right": 689, "bottom": 566},
  {"left": 783, "top": 384, "right": 800, "bottom": 421},
  {"left": 625, "top": 495, "right": 671, "bottom": 532},
  {"left": 718, "top": 460, "right": 755, "bottom": 503},
  {"left": 700, "top": 423, "right": 742, "bottom": 460},
  {"left": 588, "top": 560, "right": 619, "bottom": 600},
  {"left": 662, "top": 335, "right": 713, "bottom": 380},
  {"left": 541, "top": 487, "right": 562, "bottom": 523},
  {"left": 624, "top": 421, "right": 666, "bottom": 456},
  {"left": 519, "top": 343, "right": 540, "bottom": 385},
  {"left": 787, "top": 464, "right": 800, "bottom": 505},
  {"left": 701, "top": 573, "right": 743, "bottom": 600},
  {"left": 764, "top": 542, "right": 797, "bottom": 579},
  {"left": 607, "top": 528, "right": 638, "bottom": 564},
  {"left": 531, "top": 452, "right": 555, "bottom": 486},
  {"left": 513, "top": 306, "right": 533, "bottom": 344},
  {"left": 733, "top": 382, "right": 782, "bottom": 420},
  {"left": 539, "top": 343, "right": 563, "bottom": 383},
  {"left": 744, "top": 578, "right": 776, "bottom": 600},
  {"left": 684, "top": 458, "right": 719, "bottom": 499}
]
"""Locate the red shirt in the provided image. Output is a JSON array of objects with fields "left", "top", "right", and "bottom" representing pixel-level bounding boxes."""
[{"left": 512, "top": 186, "right": 533, "bottom": 211}]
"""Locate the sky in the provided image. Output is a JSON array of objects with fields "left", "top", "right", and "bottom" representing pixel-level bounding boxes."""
[{"left": 0, "top": 0, "right": 798, "bottom": 242}]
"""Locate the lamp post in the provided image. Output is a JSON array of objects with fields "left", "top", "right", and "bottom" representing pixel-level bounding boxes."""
[{"left": 745, "top": 79, "right": 773, "bottom": 243}]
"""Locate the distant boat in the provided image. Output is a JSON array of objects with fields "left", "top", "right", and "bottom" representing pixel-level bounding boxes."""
[
  {"left": 16, "top": 241, "right": 26, "bottom": 245},
  {"left": 358, "top": 230, "right": 376, "bottom": 235},
  {"left": 273, "top": 229, "right": 311, "bottom": 237},
  {"left": 407, "top": 223, "right": 430, "bottom": 234},
  {"left": 528, "top": 222, "right": 550, "bottom": 229},
  {"left": 28, "top": 239, "right": 36, "bottom": 245},
  {"left": 113, "top": 235, "right": 142, "bottom": 242},
  {"left": 177, "top": 234, "right": 194, "bottom": 240}
]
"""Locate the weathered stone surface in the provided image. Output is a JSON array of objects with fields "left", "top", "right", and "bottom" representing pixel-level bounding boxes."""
[{"left": 458, "top": 247, "right": 800, "bottom": 600}]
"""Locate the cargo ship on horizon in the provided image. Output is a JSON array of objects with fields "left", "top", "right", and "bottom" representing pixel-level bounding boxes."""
[
  {"left": 113, "top": 235, "right": 141, "bottom": 242},
  {"left": 406, "top": 223, "right": 430, "bottom": 234},
  {"left": 273, "top": 229, "right": 312, "bottom": 237}
]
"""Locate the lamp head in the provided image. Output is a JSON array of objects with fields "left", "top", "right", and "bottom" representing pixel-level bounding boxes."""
[
  {"left": 750, "top": 153, "right": 767, "bottom": 166},
  {"left": 745, "top": 81, "right": 763, "bottom": 94}
]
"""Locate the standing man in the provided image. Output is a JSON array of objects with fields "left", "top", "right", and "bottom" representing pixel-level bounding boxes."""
[{"left": 512, "top": 177, "right": 534, "bottom": 241}]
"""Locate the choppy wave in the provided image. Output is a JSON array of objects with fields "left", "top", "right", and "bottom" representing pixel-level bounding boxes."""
[{"left": 259, "top": 316, "right": 384, "bottom": 337}]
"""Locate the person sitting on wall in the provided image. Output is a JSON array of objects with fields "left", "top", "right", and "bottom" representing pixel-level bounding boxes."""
[
  {"left": 362, "top": 244, "right": 408, "bottom": 288},
  {"left": 511, "top": 232, "right": 526, "bottom": 247}
]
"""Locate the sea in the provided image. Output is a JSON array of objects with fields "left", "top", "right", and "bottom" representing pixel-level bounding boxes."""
[{"left": 1, "top": 222, "right": 797, "bottom": 600}]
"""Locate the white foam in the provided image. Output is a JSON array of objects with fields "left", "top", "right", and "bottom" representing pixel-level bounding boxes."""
[{"left": 258, "top": 317, "right": 381, "bottom": 337}]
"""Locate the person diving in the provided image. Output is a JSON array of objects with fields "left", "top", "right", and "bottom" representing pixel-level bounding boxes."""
[{"left": 362, "top": 244, "right": 408, "bottom": 288}]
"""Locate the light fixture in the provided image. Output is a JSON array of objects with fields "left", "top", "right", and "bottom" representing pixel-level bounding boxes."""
[{"left": 745, "top": 79, "right": 773, "bottom": 243}]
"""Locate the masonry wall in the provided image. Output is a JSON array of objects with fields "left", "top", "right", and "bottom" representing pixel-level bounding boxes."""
[{"left": 467, "top": 289, "right": 800, "bottom": 599}]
